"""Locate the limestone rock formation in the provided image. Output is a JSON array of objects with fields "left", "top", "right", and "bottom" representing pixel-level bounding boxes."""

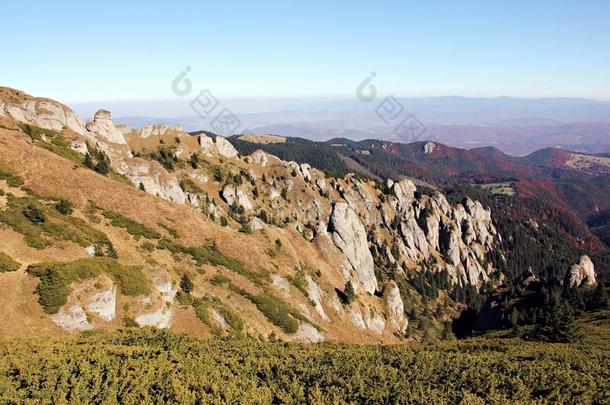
[
  {"left": 566, "top": 255, "right": 597, "bottom": 289},
  {"left": 197, "top": 133, "right": 239, "bottom": 158},
  {"left": 125, "top": 160, "right": 187, "bottom": 204},
  {"left": 249, "top": 150, "right": 269, "bottom": 166},
  {"left": 86, "top": 110, "right": 128, "bottom": 144},
  {"left": 214, "top": 136, "right": 238, "bottom": 158},
  {"left": 222, "top": 185, "right": 253, "bottom": 210},
  {"left": 384, "top": 281, "right": 408, "bottom": 333},
  {"left": 139, "top": 124, "right": 185, "bottom": 138},
  {"left": 329, "top": 203, "right": 378, "bottom": 294}
]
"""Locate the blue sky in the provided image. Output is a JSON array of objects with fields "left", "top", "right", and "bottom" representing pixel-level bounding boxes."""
[{"left": 3, "top": 0, "right": 610, "bottom": 103}]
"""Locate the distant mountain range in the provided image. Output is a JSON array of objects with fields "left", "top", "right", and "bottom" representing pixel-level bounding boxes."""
[{"left": 100, "top": 96, "right": 610, "bottom": 156}]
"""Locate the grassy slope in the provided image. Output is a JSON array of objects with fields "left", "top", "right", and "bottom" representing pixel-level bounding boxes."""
[
  {"left": 0, "top": 128, "right": 391, "bottom": 343},
  {"left": 0, "top": 310, "right": 608, "bottom": 403}
]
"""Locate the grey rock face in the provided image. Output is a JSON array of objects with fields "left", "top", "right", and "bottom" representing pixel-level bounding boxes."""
[
  {"left": 566, "top": 255, "right": 597, "bottom": 289},
  {"left": 222, "top": 185, "right": 253, "bottom": 210},
  {"left": 86, "top": 110, "right": 128, "bottom": 144},
  {"left": 329, "top": 203, "right": 377, "bottom": 294},
  {"left": 384, "top": 281, "right": 408, "bottom": 333}
]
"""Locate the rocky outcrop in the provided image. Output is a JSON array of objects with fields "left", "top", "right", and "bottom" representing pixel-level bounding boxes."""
[
  {"left": 384, "top": 281, "right": 408, "bottom": 334},
  {"left": 50, "top": 304, "right": 92, "bottom": 331},
  {"left": 197, "top": 134, "right": 238, "bottom": 158},
  {"left": 306, "top": 275, "right": 329, "bottom": 321},
  {"left": 566, "top": 255, "right": 597, "bottom": 289},
  {"left": 136, "top": 276, "right": 177, "bottom": 329},
  {"left": 329, "top": 203, "right": 377, "bottom": 294},
  {"left": 215, "top": 136, "right": 238, "bottom": 158},
  {"left": 125, "top": 160, "right": 187, "bottom": 204},
  {"left": 86, "top": 110, "right": 127, "bottom": 144},
  {"left": 293, "top": 323, "right": 324, "bottom": 343},
  {"left": 392, "top": 179, "right": 417, "bottom": 211},
  {"left": 1, "top": 97, "right": 89, "bottom": 137},
  {"left": 139, "top": 124, "right": 185, "bottom": 138},
  {"left": 86, "top": 287, "right": 117, "bottom": 321},
  {"left": 222, "top": 185, "right": 253, "bottom": 210},
  {"left": 249, "top": 150, "right": 269, "bottom": 167},
  {"left": 69, "top": 140, "right": 89, "bottom": 155}
]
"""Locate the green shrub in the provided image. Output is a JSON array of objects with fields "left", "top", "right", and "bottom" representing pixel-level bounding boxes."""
[
  {"left": 288, "top": 270, "right": 309, "bottom": 297},
  {"left": 0, "top": 326, "right": 608, "bottom": 403},
  {"left": 192, "top": 294, "right": 244, "bottom": 334},
  {"left": 234, "top": 289, "right": 300, "bottom": 334},
  {"left": 141, "top": 241, "right": 155, "bottom": 252},
  {"left": 22, "top": 203, "right": 46, "bottom": 224},
  {"left": 28, "top": 257, "right": 149, "bottom": 313},
  {"left": 156, "top": 240, "right": 268, "bottom": 285},
  {"left": 180, "top": 273, "right": 194, "bottom": 294},
  {"left": 341, "top": 281, "right": 356, "bottom": 305},
  {"left": 17, "top": 123, "right": 58, "bottom": 140},
  {"left": 149, "top": 147, "right": 181, "bottom": 171},
  {"left": 179, "top": 178, "right": 203, "bottom": 194},
  {"left": 0, "top": 252, "right": 19, "bottom": 272},
  {"left": 159, "top": 224, "right": 179, "bottom": 239},
  {"left": 210, "top": 274, "right": 230, "bottom": 286},
  {"left": 102, "top": 210, "right": 161, "bottom": 239},
  {"left": 0, "top": 195, "right": 112, "bottom": 250},
  {"left": 0, "top": 168, "right": 23, "bottom": 187},
  {"left": 55, "top": 199, "right": 73, "bottom": 215}
]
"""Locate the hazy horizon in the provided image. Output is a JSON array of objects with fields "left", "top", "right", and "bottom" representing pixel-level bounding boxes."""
[{"left": 3, "top": 1, "right": 610, "bottom": 103}]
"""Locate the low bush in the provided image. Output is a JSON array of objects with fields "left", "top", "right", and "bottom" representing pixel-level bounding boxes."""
[
  {"left": 156, "top": 239, "right": 269, "bottom": 285},
  {"left": 0, "top": 195, "right": 112, "bottom": 250},
  {"left": 54, "top": 199, "right": 73, "bottom": 215},
  {"left": 0, "top": 252, "right": 19, "bottom": 272},
  {"left": 192, "top": 294, "right": 244, "bottom": 334},
  {"left": 0, "top": 327, "right": 608, "bottom": 403},
  {"left": 28, "top": 257, "right": 149, "bottom": 314},
  {"left": 22, "top": 203, "right": 46, "bottom": 224},
  {"left": 102, "top": 210, "right": 161, "bottom": 240},
  {"left": 234, "top": 288, "right": 300, "bottom": 334},
  {"left": 0, "top": 168, "right": 23, "bottom": 187}
]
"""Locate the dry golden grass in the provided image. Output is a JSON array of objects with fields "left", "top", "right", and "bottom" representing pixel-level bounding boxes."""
[
  {"left": 238, "top": 134, "right": 287, "bottom": 144},
  {"left": 0, "top": 128, "right": 400, "bottom": 343}
]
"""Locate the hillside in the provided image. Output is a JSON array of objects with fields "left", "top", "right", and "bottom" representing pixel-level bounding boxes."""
[
  {"left": 0, "top": 87, "right": 508, "bottom": 343},
  {"left": 231, "top": 135, "right": 610, "bottom": 250},
  {"left": 0, "top": 87, "right": 607, "bottom": 348}
]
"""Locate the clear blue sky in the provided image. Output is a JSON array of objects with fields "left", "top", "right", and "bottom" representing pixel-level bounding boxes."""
[{"left": 3, "top": 0, "right": 610, "bottom": 102}]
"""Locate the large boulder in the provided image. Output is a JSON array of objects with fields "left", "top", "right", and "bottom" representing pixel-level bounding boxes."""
[
  {"left": 1, "top": 95, "right": 88, "bottom": 136},
  {"left": 329, "top": 203, "right": 377, "bottom": 294},
  {"left": 566, "top": 255, "right": 597, "bottom": 289},
  {"left": 249, "top": 150, "right": 269, "bottom": 167},
  {"left": 139, "top": 124, "right": 184, "bottom": 138},
  {"left": 125, "top": 160, "right": 187, "bottom": 204},
  {"left": 222, "top": 185, "right": 253, "bottom": 210},
  {"left": 384, "top": 281, "right": 408, "bottom": 334},
  {"left": 86, "top": 110, "right": 127, "bottom": 144},
  {"left": 214, "top": 136, "right": 238, "bottom": 158}
]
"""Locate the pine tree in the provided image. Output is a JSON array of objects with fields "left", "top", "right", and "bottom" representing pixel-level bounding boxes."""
[
  {"left": 83, "top": 153, "right": 94, "bottom": 169},
  {"left": 94, "top": 152, "right": 110, "bottom": 175},
  {"left": 590, "top": 284, "right": 608, "bottom": 310},
  {"left": 180, "top": 273, "right": 194, "bottom": 294},
  {"left": 344, "top": 281, "right": 356, "bottom": 305},
  {"left": 534, "top": 293, "right": 583, "bottom": 343}
]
